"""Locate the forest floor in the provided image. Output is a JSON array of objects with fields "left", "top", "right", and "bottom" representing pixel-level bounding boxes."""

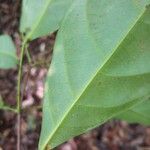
[{"left": 0, "top": 0, "right": 150, "bottom": 150}]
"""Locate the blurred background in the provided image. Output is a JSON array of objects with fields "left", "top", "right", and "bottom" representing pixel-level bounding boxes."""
[{"left": 0, "top": 0, "right": 150, "bottom": 149}]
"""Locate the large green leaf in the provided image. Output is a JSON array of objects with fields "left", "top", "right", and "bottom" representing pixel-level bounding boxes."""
[
  {"left": 117, "top": 97, "right": 150, "bottom": 125},
  {"left": 39, "top": 1, "right": 150, "bottom": 149},
  {"left": 20, "top": 0, "right": 74, "bottom": 40},
  {"left": 0, "top": 35, "right": 18, "bottom": 69}
]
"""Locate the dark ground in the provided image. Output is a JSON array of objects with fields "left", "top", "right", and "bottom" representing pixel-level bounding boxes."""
[{"left": 0, "top": 0, "right": 150, "bottom": 150}]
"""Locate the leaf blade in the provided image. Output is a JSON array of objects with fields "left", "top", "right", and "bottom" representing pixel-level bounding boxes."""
[
  {"left": 116, "top": 97, "right": 150, "bottom": 125},
  {"left": 0, "top": 35, "right": 18, "bottom": 69},
  {"left": 40, "top": 1, "right": 150, "bottom": 149},
  {"left": 20, "top": 0, "right": 74, "bottom": 40}
]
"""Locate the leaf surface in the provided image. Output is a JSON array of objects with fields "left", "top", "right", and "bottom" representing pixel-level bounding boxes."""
[
  {"left": 117, "top": 97, "right": 150, "bottom": 125},
  {"left": 0, "top": 35, "right": 18, "bottom": 69},
  {"left": 20, "top": 0, "right": 74, "bottom": 40},
  {"left": 40, "top": 1, "right": 150, "bottom": 149}
]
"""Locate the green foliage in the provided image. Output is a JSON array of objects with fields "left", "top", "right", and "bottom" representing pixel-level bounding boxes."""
[
  {"left": 0, "top": 96, "right": 4, "bottom": 108},
  {"left": 1, "top": 0, "right": 150, "bottom": 149},
  {"left": 0, "top": 35, "right": 18, "bottom": 69},
  {"left": 117, "top": 97, "right": 150, "bottom": 125},
  {"left": 20, "top": 0, "right": 74, "bottom": 40},
  {"left": 36, "top": 1, "right": 150, "bottom": 149}
]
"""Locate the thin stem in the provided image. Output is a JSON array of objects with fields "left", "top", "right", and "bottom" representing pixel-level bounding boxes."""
[
  {"left": 22, "top": 105, "right": 42, "bottom": 111},
  {"left": 25, "top": 44, "right": 32, "bottom": 63},
  {"left": 16, "top": 40, "right": 27, "bottom": 150},
  {"left": 31, "top": 60, "right": 50, "bottom": 68},
  {"left": 2, "top": 106, "right": 17, "bottom": 113},
  {"left": 17, "top": 114, "right": 21, "bottom": 150},
  {"left": 17, "top": 40, "right": 27, "bottom": 113}
]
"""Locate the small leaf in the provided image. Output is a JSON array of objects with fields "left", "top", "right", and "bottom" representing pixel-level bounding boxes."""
[
  {"left": 20, "top": 0, "right": 74, "bottom": 40},
  {"left": 116, "top": 97, "right": 150, "bottom": 125},
  {"left": 0, "top": 96, "right": 4, "bottom": 108},
  {"left": 39, "top": 1, "right": 150, "bottom": 149},
  {"left": 0, "top": 35, "right": 18, "bottom": 69}
]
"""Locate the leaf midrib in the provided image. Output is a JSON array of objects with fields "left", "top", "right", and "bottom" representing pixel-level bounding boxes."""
[{"left": 41, "top": 5, "right": 147, "bottom": 150}]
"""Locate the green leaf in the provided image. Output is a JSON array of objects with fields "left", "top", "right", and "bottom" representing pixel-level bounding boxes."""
[
  {"left": 40, "top": 1, "right": 150, "bottom": 149},
  {"left": 20, "top": 0, "right": 74, "bottom": 40},
  {"left": 116, "top": 97, "right": 150, "bottom": 125},
  {"left": 0, "top": 35, "right": 18, "bottom": 69},
  {"left": 0, "top": 96, "right": 4, "bottom": 108}
]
